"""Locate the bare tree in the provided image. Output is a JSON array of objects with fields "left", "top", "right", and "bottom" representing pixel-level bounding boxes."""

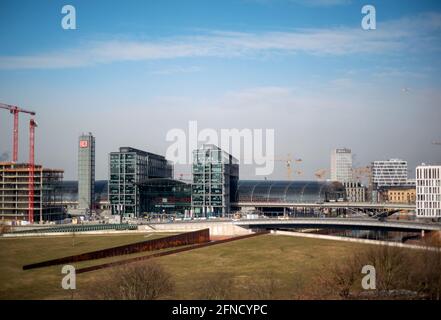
[
  {"left": 409, "top": 236, "right": 441, "bottom": 300},
  {"left": 362, "top": 245, "right": 411, "bottom": 292},
  {"left": 311, "top": 246, "right": 410, "bottom": 299},
  {"left": 90, "top": 261, "right": 175, "bottom": 300}
]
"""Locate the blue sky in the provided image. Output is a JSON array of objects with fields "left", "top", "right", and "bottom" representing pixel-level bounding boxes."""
[{"left": 0, "top": 0, "right": 440, "bottom": 180}]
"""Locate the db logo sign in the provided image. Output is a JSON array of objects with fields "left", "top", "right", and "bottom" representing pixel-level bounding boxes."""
[{"left": 79, "top": 140, "right": 88, "bottom": 148}]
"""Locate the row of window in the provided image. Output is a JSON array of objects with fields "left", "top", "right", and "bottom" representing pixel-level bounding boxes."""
[
  {"left": 417, "top": 187, "right": 441, "bottom": 194},
  {"left": 416, "top": 201, "right": 441, "bottom": 209},
  {"left": 417, "top": 180, "right": 441, "bottom": 187},
  {"left": 417, "top": 209, "right": 441, "bottom": 217},
  {"left": 417, "top": 168, "right": 440, "bottom": 180}
]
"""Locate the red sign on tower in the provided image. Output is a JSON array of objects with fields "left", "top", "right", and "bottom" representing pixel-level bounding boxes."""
[{"left": 79, "top": 140, "right": 88, "bottom": 148}]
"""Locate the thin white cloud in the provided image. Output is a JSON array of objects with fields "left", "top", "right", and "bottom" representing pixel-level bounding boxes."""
[
  {"left": 0, "top": 12, "right": 440, "bottom": 69},
  {"left": 151, "top": 65, "right": 202, "bottom": 75}
]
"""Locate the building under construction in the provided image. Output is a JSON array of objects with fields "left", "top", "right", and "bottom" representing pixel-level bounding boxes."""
[{"left": 0, "top": 162, "right": 64, "bottom": 223}]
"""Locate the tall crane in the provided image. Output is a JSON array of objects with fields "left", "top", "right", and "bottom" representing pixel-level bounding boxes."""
[
  {"left": 0, "top": 102, "right": 37, "bottom": 223},
  {"left": 0, "top": 102, "right": 36, "bottom": 162},
  {"left": 314, "top": 169, "right": 327, "bottom": 180},
  {"left": 271, "top": 154, "right": 302, "bottom": 180},
  {"left": 353, "top": 166, "right": 371, "bottom": 183},
  {"left": 28, "top": 119, "right": 38, "bottom": 223}
]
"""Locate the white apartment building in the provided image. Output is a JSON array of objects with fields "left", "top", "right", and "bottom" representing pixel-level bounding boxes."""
[
  {"left": 331, "top": 148, "right": 353, "bottom": 182},
  {"left": 416, "top": 165, "right": 441, "bottom": 218},
  {"left": 371, "top": 159, "right": 408, "bottom": 187}
]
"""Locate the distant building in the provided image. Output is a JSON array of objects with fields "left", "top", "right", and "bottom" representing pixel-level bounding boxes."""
[
  {"left": 0, "top": 162, "right": 64, "bottom": 222},
  {"left": 416, "top": 164, "right": 441, "bottom": 218},
  {"left": 371, "top": 159, "right": 408, "bottom": 188},
  {"left": 343, "top": 181, "right": 366, "bottom": 202},
  {"left": 191, "top": 144, "right": 239, "bottom": 217},
  {"left": 108, "top": 147, "right": 173, "bottom": 217},
  {"left": 386, "top": 187, "right": 416, "bottom": 204},
  {"left": 60, "top": 180, "right": 109, "bottom": 213},
  {"left": 330, "top": 148, "right": 352, "bottom": 183},
  {"left": 78, "top": 133, "right": 95, "bottom": 212}
]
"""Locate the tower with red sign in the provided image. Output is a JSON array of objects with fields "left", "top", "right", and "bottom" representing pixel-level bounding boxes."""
[{"left": 78, "top": 133, "right": 95, "bottom": 214}]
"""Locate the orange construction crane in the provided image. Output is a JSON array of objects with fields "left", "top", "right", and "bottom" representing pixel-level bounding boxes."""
[
  {"left": 269, "top": 154, "right": 302, "bottom": 180},
  {"left": 0, "top": 102, "right": 36, "bottom": 162},
  {"left": 314, "top": 169, "right": 327, "bottom": 180},
  {"left": 353, "top": 166, "right": 371, "bottom": 182}
]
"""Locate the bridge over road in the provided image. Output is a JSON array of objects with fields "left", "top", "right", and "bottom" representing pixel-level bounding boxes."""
[
  {"left": 235, "top": 202, "right": 415, "bottom": 210},
  {"left": 233, "top": 218, "right": 441, "bottom": 233},
  {"left": 140, "top": 218, "right": 441, "bottom": 236}
]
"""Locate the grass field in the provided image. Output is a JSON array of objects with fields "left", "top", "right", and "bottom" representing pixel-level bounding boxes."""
[{"left": 0, "top": 232, "right": 367, "bottom": 299}]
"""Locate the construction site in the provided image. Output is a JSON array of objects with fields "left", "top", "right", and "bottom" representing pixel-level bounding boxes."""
[{"left": 0, "top": 103, "right": 64, "bottom": 224}]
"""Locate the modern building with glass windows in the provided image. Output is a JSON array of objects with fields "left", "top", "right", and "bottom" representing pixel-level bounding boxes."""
[
  {"left": 416, "top": 164, "right": 441, "bottom": 218},
  {"left": 371, "top": 159, "right": 408, "bottom": 187},
  {"left": 108, "top": 147, "right": 173, "bottom": 217},
  {"left": 138, "top": 178, "right": 191, "bottom": 216},
  {"left": 78, "top": 133, "right": 95, "bottom": 212},
  {"left": 330, "top": 148, "right": 353, "bottom": 183},
  {"left": 191, "top": 144, "right": 239, "bottom": 217}
]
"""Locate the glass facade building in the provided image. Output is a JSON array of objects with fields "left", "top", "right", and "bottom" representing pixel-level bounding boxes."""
[
  {"left": 191, "top": 144, "right": 239, "bottom": 217},
  {"left": 108, "top": 147, "right": 173, "bottom": 217},
  {"left": 78, "top": 133, "right": 95, "bottom": 212},
  {"left": 138, "top": 178, "right": 191, "bottom": 215}
]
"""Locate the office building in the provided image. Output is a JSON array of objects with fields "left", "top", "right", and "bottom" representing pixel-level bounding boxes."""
[
  {"left": 191, "top": 144, "right": 239, "bottom": 217},
  {"left": 78, "top": 133, "right": 95, "bottom": 212},
  {"left": 416, "top": 165, "right": 441, "bottom": 218},
  {"left": 371, "top": 159, "right": 408, "bottom": 188},
  {"left": 108, "top": 147, "right": 173, "bottom": 217},
  {"left": 0, "top": 162, "right": 64, "bottom": 222},
  {"left": 330, "top": 148, "right": 353, "bottom": 183}
]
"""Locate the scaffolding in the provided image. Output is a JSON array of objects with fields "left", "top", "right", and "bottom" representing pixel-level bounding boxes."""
[{"left": 0, "top": 162, "right": 64, "bottom": 223}]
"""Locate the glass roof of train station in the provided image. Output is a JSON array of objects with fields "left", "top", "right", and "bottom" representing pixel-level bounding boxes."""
[{"left": 235, "top": 180, "right": 345, "bottom": 203}]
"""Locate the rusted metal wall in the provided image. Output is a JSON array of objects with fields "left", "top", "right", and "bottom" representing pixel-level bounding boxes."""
[
  {"left": 76, "top": 231, "right": 269, "bottom": 274},
  {"left": 23, "top": 229, "right": 210, "bottom": 270}
]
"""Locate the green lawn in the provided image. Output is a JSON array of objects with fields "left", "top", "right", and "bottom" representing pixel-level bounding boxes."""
[
  {"left": 0, "top": 233, "right": 173, "bottom": 299},
  {"left": 0, "top": 232, "right": 366, "bottom": 299}
]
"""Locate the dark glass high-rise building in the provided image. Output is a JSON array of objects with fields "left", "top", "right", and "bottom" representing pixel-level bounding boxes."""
[
  {"left": 191, "top": 144, "right": 239, "bottom": 217},
  {"left": 108, "top": 147, "right": 173, "bottom": 217},
  {"left": 78, "top": 133, "right": 95, "bottom": 212}
]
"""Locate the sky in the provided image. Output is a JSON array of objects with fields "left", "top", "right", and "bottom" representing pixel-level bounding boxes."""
[{"left": 0, "top": 0, "right": 440, "bottom": 180}]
